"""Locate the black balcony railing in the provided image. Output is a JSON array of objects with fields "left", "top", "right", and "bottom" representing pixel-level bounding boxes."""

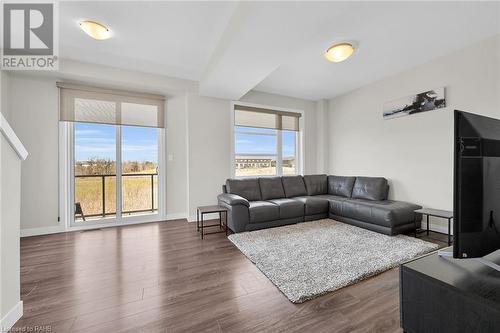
[{"left": 75, "top": 173, "right": 158, "bottom": 219}]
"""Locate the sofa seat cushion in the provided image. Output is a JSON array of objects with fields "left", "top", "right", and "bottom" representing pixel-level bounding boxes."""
[
  {"left": 314, "top": 194, "right": 349, "bottom": 214},
  {"left": 337, "top": 199, "right": 421, "bottom": 228},
  {"left": 267, "top": 198, "right": 304, "bottom": 219},
  {"left": 291, "top": 196, "right": 329, "bottom": 216},
  {"left": 248, "top": 201, "right": 280, "bottom": 224}
]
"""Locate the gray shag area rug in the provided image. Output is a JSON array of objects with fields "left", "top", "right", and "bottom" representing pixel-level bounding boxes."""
[{"left": 228, "top": 219, "right": 439, "bottom": 303}]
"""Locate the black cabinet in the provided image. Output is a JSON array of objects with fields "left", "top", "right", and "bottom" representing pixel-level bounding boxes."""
[{"left": 400, "top": 247, "right": 500, "bottom": 333}]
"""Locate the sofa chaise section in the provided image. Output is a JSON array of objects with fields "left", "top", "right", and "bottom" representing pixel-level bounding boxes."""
[{"left": 319, "top": 176, "right": 421, "bottom": 235}]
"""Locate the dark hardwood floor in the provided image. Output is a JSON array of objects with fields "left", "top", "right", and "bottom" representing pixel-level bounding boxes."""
[{"left": 14, "top": 220, "right": 447, "bottom": 333}]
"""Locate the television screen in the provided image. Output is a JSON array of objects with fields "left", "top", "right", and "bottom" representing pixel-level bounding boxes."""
[{"left": 454, "top": 110, "right": 500, "bottom": 258}]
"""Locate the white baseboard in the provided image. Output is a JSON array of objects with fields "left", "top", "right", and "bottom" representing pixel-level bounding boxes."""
[
  {"left": 187, "top": 212, "right": 221, "bottom": 223},
  {"left": 0, "top": 301, "right": 23, "bottom": 332},
  {"left": 21, "top": 213, "right": 189, "bottom": 237},
  {"left": 165, "top": 213, "right": 188, "bottom": 220},
  {"left": 20, "top": 225, "right": 65, "bottom": 237}
]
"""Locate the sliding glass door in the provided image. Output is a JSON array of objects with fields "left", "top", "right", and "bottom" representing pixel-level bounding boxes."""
[
  {"left": 74, "top": 122, "right": 117, "bottom": 221},
  {"left": 73, "top": 122, "right": 159, "bottom": 224},
  {"left": 121, "top": 125, "right": 158, "bottom": 217}
]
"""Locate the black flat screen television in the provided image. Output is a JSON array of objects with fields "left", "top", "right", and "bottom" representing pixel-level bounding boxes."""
[{"left": 454, "top": 110, "right": 500, "bottom": 258}]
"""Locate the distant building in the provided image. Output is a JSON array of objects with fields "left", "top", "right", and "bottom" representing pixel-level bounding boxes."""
[{"left": 235, "top": 155, "right": 295, "bottom": 169}]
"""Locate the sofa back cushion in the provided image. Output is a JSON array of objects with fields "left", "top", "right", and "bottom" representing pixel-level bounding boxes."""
[
  {"left": 328, "top": 176, "right": 356, "bottom": 197},
  {"left": 351, "top": 177, "right": 388, "bottom": 201},
  {"left": 303, "top": 174, "right": 328, "bottom": 195},
  {"left": 226, "top": 178, "right": 261, "bottom": 201},
  {"left": 259, "top": 177, "right": 285, "bottom": 200},
  {"left": 282, "top": 176, "right": 307, "bottom": 198}
]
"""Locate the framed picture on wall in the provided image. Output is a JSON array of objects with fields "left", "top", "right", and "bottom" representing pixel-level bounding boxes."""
[{"left": 383, "top": 87, "right": 446, "bottom": 120}]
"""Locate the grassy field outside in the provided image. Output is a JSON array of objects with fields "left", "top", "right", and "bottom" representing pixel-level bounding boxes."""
[{"left": 75, "top": 165, "right": 158, "bottom": 220}]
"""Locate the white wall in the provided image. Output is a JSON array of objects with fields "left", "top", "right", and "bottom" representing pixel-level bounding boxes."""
[
  {"left": 187, "top": 94, "right": 231, "bottom": 218},
  {"left": 0, "top": 71, "right": 23, "bottom": 330},
  {"left": 314, "top": 99, "right": 329, "bottom": 173},
  {"left": 6, "top": 60, "right": 318, "bottom": 234},
  {"left": 0, "top": 137, "right": 22, "bottom": 328},
  {"left": 8, "top": 75, "right": 59, "bottom": 230},
  {"left": 327, "top": 34, "right": 500, "bottom": 231},
  {"left": 0, "top": 70, "right": 3, "bottom": 321},
  {"left": 1, "top": 73, "right": 10, "bottom": 122},
  {"left": 165, "top": 93, "right": 190, "bottom": 218}
]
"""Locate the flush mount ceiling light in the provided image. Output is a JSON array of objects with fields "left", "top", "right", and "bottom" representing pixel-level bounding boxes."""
[
  {"left": 79, "top": 20, "right": 112, "bottom": 40},
  {"left": 325, "top": 42, "right": 355, "bottom": 63}
]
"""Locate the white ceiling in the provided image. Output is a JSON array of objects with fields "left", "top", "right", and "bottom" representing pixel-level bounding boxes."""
[
  {"left": 60, "top": 1, "right": 236, "bottom": 81},
  {"left": 254, "top": 2, "right": 500, "bottom": 100},
  {"left": 59, "top": 1, "right": 500, "bottom": 101}
]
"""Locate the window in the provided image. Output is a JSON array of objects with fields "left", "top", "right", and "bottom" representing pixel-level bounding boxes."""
[
  {"left": 58, "top": 82, "right": 165, "bottom": 226},
  {"left": 235, "top": 126, "right": 277, "bottom": 176},
  {"left": 233, "top": 104, "right": 301, "bottom": 177}
]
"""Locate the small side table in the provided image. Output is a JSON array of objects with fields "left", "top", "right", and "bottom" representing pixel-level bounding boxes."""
[
  {"left": 197, "top": 205, "right": 228, "bottom": 239},
  {"left": 414, "top": 208, "right": 453, "bottom": 246}
]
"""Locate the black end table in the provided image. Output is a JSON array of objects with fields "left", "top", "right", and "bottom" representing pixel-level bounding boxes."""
[
  {"left": 197, "top": 205, "right": 228, "bottom": 239},
  {"left": 414, "top": 208, "right": 453, "bottom": 245}
]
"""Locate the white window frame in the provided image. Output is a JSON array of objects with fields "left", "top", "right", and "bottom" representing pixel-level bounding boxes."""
[
  {"left": 230, "top": 101, "right": 305, "bottom": 178},
  {"left": 59, "top": 122, "right": 167, "bottom": 231}
]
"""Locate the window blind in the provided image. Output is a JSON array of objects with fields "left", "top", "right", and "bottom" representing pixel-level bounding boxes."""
[
  {"left": 234, "top": 105, "right": 301, "bottom": 131},
  {"left": 57, "top": 82, "right": 165, "bottom": 128}
]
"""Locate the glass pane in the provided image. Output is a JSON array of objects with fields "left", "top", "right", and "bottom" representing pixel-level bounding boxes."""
[
  {"left": 235, "top": 126, "right": 277, "bottom": 177},
  {"left": 282, "top": 130, "right": 297, "bottom": 175},
  {"left": 121, "top": 126, "right": 158, "bottom": 216},
  {"left": 74, "top": 122, "right": 116, "bottom": 221}
]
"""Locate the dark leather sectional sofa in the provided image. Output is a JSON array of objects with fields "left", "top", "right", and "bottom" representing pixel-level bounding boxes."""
[{"left": 217, "top": 175, "right": 422, "bottom": 235}]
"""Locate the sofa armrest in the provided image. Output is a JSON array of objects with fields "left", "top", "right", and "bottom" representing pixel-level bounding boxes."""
[
  {"left": 217, "top": 193, "right": 249, "bottom": 207},
  {"left": 218, "top": 194, "right": 249, "bottom": 233}
]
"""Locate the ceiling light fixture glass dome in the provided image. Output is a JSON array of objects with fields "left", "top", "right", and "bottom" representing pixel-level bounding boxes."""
[
  {"left": 79, "top": 20, "right": 112, "bottom": 40},
  {"left": 325, "top": 42, "right": 355, "bottom": 62}
]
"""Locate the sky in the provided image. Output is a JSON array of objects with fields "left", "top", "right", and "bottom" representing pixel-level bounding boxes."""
[
  {"left": 235, "top": 126, "right": 296, "bottom": 157},
  {"left": 75, "top": 123, "right": 296, "bottom": 162},
  {"left": 75, "top": 122, "right": 158, "bottom": 162}
]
